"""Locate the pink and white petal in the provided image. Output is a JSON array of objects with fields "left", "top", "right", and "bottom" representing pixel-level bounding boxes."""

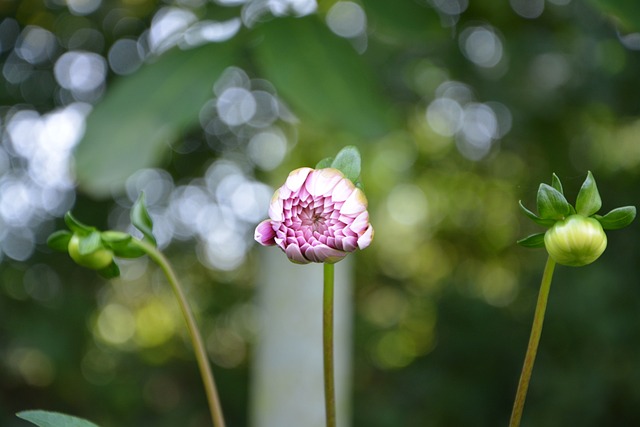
[
  {"left": 331, "top": 178, "right": 356, "bottom": 202},
  {"left": 284, "top": 167, "right": 313, "bottom": 193},
  {"left": 357, "top": 225, "right": 374, "bottom": 250},
  {"left": 305, "top": 168, "right": 344, "bottom": 197},
  {"left": 349, "top": 210, "right": 370, "bottom": 234},
  {"left": 340, "top": 188, "right": 368, "bottom": 216},
  {"left": 304, "top": 244, "right": 347, "bottom": 263},
  {"left": 255, "top": 220, "right": 276, "bottom": 246},
  {"left": 268, "top": 190, "right": 284, "bottom": 221},
  {"left": 341, "top": 235, "right": 358, "bottom": 252},
  {"left": 285, "top": 244, "right": 310, "bottom": 264}
]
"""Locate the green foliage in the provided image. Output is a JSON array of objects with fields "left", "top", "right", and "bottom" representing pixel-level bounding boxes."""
[
  {"left": 595, "top": 206, "right": 637, "bottom": 229},
  {"left": 576, "top": 171, "right": 602, "bottom": 217},
  {"left": 16, "top": 410, "right": 100, "bottom": 427},
  {"left": 74, "top": 43, "right": 235, "bottom": 197},
  {"left": 253, "top": 17, "right": 396, "bottom": 139},
  {"left": 131, "top": 193, "right": 157, "bottom": 246}
]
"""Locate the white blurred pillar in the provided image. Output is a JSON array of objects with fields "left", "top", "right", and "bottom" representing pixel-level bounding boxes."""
[{"left": 251, "top": 249, "right": 352, "bottom": 427}]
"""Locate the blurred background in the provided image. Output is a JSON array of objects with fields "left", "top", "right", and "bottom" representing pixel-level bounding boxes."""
[{"left": 2, "top": 0, "right": 640, "bottom": 426}]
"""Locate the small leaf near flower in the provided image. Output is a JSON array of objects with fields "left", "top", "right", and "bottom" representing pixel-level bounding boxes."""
[
  {"left": 537, "top": 183, "right": 572, "bottom": 220},
  {"left": 78, "top": 231, "right": 103, "bottom": 256},
  {"left": 64, "top": 212, "right": 94, "bottom": 235},
  {"left": 47, "top": 230, "right": 73, "bottom": 252},
  {"left": 551, "top": 173, "right": 563, "bottom": 194},
  {"left": 98, "top": 262, "right": 121, "bottom": 279},
  {"left": 518, "top": 201, "right": 556, "bottom": 227},
  {"left": 517, "top": 233, "right": 546, "bottom": 248},
  {"left": 100, "top": 231, "right": 131, "bottom": 243},
  {"left": 330, "top": 145, "right": 361, "bottom": 183},
  {"left": 131, "top": 193, "right": 157, "bottom": 246},
  {"left": 575, "top": 171, "right": 602, "bottom": 217},
  {"left": 595, "top": 206, "right": 637, "bottom": 230},
  {"left": 315, "top": 157, "right": 334, "bottom": 169}
]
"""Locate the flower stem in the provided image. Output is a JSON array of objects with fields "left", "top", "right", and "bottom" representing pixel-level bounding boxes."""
[
  {"left": 134, "top": 239, "right": 226, "bottom": 427},
  {"left": 323, "top": 262, "right": 336, "bottom": 427},
  {"left": 509, "top": 256, "right": 556, "bottom": 427}
]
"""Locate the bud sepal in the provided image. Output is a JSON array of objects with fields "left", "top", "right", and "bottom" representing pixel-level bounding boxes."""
[{"left": 518, "top": 171, "right": 635, "bottom": 267}]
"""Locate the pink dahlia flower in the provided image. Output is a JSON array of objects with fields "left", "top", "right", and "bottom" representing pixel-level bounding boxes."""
[{"left": 255, "top": 167, "right": 373, "bottom": 264}]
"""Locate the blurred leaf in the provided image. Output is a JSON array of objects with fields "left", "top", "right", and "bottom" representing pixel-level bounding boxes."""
[
  {"left": 595, "top": 206, "right": 636, "bottom": 229},
  {"left": 131, "top": 193, "right": 156, "bottom": 246},
  {"left": 316, "top": 157, "right": 334, "bottom": 169},
  {"left": 363, "top": 0, "right": 439, "bottom": 42},
  {"left": 589, "top": 0, "right": 640, "bottom": 31},
  {"left": 16, "top": 410, "right": 100, "bottom": 427},
  {"left": 537, "top": 184, "right": 571, "bottom": 220},
  {"left": 64, "top": 212, "right": 94, "bottom": 235},
  {"left": 100, "top": 231, "right": 131, "bottom": 244},
  {"left": 78, "top": 231, "right": 102, "bottom": 256},
  {"left": 331, "top": 145, "right": 361, "bottom": 183},
  {"left": 253, "top": 16, "right": 396, "bottom": 138},
  {"left": 47, "top": 230, "right": 72, "bottom": 252},
  {"left": 517, "top": 233, "right": 546, "bottom": 248},
  {"left": 75, "top": 43, "right": 235, "bottom": 197},
  {"left": 576, "top": 171, "right": 602, "bottom": 217},
  {"left": 98, "top": 262, "right": 121, "bottom": 279}
]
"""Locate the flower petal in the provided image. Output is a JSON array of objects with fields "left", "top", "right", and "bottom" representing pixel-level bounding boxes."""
[
  {"left": 285, "top": 243, "right": 310, "bottom": 264},
  {"left": 305, "top": 168, "right": 344, "bottom": 197},
  {"left": 349, "top": 210, "right": 369, "bottom": 234},
  {"left": 357, "top": 225, "right": 373, "bottom": 250},
  {"left": 331, "top": 178, "right": 356, "bottom": 202},
  {"left": 255, "top": 220, "right": 276, "bottom": 246},
  {"left": 268, "top": 189, "right": 284, "bottom": 221},
  {"left": 304, "top": 243, "right": 347, "bottom": 263},
  {"left": 340, "top": 187, "right": 368, "bottom": 215},
  {"left": 285, "top": 167, "right": 313, "bottom": 193}
]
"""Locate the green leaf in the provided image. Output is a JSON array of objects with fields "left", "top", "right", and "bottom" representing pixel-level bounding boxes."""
[
  {"left": 518, "top": 200, "right": 556, "bottom": 227},
  {"left": 253, "top": 16, "right": 397, "bottom": 138},
  {"left": 16, "top": 410, "right": 100, "bottom": 427},
  {"left": 78, "top": 231, "right": 103, "bottom": 256},
  {"left": 131, "top": 193, "right": 156, "bottom": 246},
  {"left": 537, "top": 184, "right": 571, "bottom": 220},
  {"left": 517, "top": 233, "right": 546, "bottom": 248},
  {"left": 100, "top": 231, "right": 131, "bottom": 244},
  {"left": 330, "top": 146, "right": 361, "bottom": 183},
  {"left": 551, "top": 173, "right": 563, "bottom": 194},
  {"left": 595, "top": 206, "right": 636, "bottom": 230},
  {"left": 74, "top": 42, "right": 235, "bottom": 198},
  {"left": 315, "top": 157, "right": 334, "bottom": 169},
  {"left": 47, "top": 231, "right": 73, "bottom": 252},
  {"left": 108, "top": 240, "right": 146, "bottom": 258},
  {"left": 575, "top": 171, "right": 602, "bottom": 217},
  {"left": 64, "top": 212, "right": 93, "bottom": 235},
  {"left": 98, "top": 262, "right": 121, "bottom": 279}
]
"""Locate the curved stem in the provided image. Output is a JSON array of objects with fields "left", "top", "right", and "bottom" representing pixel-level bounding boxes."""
[
  {"left": 323, "top": 263, "right": 336, "bottom": 427},
  {"left": 509, "top": 256, "right": 556, "bottom": 427},
  {"left": 133, "top": 239, "right": 226, "bottom": 427}
]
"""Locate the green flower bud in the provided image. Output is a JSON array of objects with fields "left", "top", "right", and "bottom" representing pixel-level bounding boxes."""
[
  {"left": 68, "top": 234, "right": 114, "bottom": 270},
  {"left": 543, "top": 215, "right": 607, "bottom": 267}
]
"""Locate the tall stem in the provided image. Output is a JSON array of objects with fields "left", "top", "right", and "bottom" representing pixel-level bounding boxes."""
[
  {"left": 134, "top": 239, "right": 226, "bottom": 427},
  {"left": 509, "top": 256, "right": 556, "bottom": 427},
  {"left": 323, "top": 262, "right": 336, "bottom": 427}
]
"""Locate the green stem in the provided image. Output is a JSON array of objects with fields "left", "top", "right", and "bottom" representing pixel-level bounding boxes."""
[
  {"left": 134, "top": 239, "right": 226, "bottom": 427},
  {"left": 509, "top": 256, "right": 556, "bottom": 427},
  {"left": 323, "top": 262, "right": 336, "bottom": 427}
]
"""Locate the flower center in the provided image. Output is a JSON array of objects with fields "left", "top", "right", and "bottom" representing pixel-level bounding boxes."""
[{"left": 300, "top": 205, "right": 328, "bottom": 234}]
